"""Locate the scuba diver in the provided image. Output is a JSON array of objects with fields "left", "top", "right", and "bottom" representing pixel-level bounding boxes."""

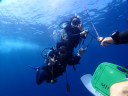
[
  {"left": 32, "top": 45, "right": 85, "bottom": 85},
  {"left": 35, "top": 46, "right": 67, "bottom": 84},
  {"left": 61, "top": 16, "right": 89, "bottom": 51},
  {"left": 97, "top": 30, "right": 128, "bottom": 47}
]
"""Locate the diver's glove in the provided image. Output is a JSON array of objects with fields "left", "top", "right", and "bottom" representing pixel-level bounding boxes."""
[{"left": 80, "top": 30, "right": 89, "bottom": 36}]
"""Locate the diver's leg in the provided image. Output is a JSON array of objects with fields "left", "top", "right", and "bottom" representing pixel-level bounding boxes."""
[{"left": 36, "top": 70, "right": 47, "bottom": 85}]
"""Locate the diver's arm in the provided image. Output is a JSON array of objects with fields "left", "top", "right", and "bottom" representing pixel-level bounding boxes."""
[
  {"left": 111, "top": 30, "right": 128, "bottom": 44},
  {"left": 100, "top": 30, "right": 128, "bottom": 47},
  {"left": 68, "top": 30, "right": 88, "bottom": 38}
]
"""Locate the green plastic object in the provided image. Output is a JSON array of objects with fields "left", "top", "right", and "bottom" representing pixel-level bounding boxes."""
[{"left": 91, "top": 62, "right": 128, "bottom": 96}]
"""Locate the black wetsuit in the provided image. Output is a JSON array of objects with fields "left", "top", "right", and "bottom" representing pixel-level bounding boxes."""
[
  {"left": 36, "top": 48, "right": 80, "bottom": 85},
  {"left": 36, "top": 49, "right": 67, "bottom": 84},
  {"left": 63, "top": 23, "right": 85, "bottom": 51},
  {"left": 111, "top": 30, "right": 128, "bottom": 44}
]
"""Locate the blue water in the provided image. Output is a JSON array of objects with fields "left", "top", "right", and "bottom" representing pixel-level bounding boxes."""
[{"left": 0, "top": 0, "right": 128, "bottom": 96}]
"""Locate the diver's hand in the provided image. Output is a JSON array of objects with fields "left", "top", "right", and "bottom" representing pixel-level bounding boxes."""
[
  {"left": 77, "top": 24, "right": 83, "bottom": 30},
  {"left": 80, "top": 30, "right": 89, "bottom": 36},
  {"left": 48, "top": 56, "right": 57, "bottom": 66},
  {"left": 97, "top": 37, "right": 104, "bottom": 42},
  {"left": 78, "top": 48, "right": 85, "bottom": 56},
  {"left": 100, "top": 37, "right": 114, "bottom": 47}
]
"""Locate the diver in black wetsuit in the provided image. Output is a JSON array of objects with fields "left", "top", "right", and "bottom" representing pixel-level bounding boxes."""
[
  {"left": 98, "top": 30, "right": 128, "bottom": 47},
  {"left": 35, "top": 45, "right": 85, "bottom": 85},
  {"left": 35, "top": 47, "right": 67, "bottom": 84},
  {"left": 61, "top": 16, "right": 89, "bottom": 51}
]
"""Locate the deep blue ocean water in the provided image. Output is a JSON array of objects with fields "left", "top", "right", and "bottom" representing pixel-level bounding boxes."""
[{"left": 0, "top": 0, "right": 128, "bottom": 96}]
